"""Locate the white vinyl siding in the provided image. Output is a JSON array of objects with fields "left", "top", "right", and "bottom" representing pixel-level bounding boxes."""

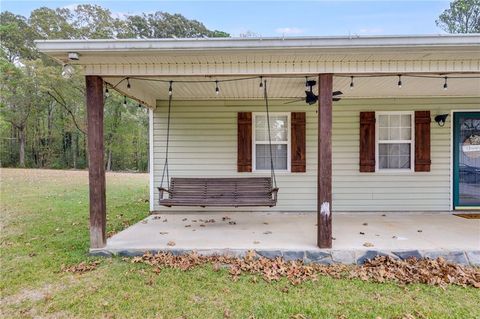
[{"left": 152, "top": 97, "right": 480, "bottom": 212}]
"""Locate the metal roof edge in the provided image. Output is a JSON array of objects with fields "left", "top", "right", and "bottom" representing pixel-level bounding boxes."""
[{"left": 35, "top": 34, "right": 480, "bottom": 53}]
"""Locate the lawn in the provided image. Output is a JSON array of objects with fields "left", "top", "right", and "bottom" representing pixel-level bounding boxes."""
[{"left": 1, "top": 168, "right": 479, "bottom": 319}]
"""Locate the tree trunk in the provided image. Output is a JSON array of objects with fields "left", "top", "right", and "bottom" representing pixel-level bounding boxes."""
[
  {"left": 106, "top": 148, "right": 112, "bottom": 171},
  {"left": 18, "top": 126, "right": 26, "bottom": 167}
]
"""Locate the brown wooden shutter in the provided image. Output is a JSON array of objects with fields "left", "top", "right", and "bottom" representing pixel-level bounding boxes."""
[
  {"left": 414, "top": 111, "right": 431, "bottom": 172},
  {"left": 291, "top": 112, "right": 306, "bottom": 172},
  {"left": 359, "top": 112, "right": 376, "bottom": 172},
  {"left": 237, "top": 112, "right": 252, "bottom": 172}
]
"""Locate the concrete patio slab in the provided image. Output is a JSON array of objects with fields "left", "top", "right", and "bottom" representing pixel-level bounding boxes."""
[{"left": 91, "top": 212, "right": 480, "bottom": 265}]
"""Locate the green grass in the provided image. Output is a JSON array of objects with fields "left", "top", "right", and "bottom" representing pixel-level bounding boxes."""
[{"left": 1, "top": 168, "right": 479, "bottom": 319}]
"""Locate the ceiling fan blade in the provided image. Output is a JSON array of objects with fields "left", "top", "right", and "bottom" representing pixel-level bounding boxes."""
[
  {"left": 284, "top": 98, "right": 305, "bottom": 104},
  {"left": 332, "top": 91, "right": 343, "bottom": 96}
]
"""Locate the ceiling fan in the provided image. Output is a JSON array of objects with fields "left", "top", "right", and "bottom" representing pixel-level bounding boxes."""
[{"left": 284, "top": 80, "right": 343, "bottom": 105}]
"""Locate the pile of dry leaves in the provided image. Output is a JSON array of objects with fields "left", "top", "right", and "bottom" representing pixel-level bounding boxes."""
[
  {"left": 129, "top": 251, "right": 480, "bottom": 288},
  {"left": 355, "top": 256, "right": 480, "bottom": 288},
  {"left": 61, "top": 260, "right": 101, "bottom": 274}
]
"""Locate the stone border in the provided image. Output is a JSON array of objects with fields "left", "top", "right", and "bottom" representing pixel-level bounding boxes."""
[{"left": 90, "top": 248, "right": 480, "bottom": 266}]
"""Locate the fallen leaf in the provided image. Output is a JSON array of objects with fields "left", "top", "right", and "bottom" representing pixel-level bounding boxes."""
[
  {"left": 167, "top": 241, "right": 176, "bottom": 246},
  {"left": 363, "top": 242, "right": 374, "bottom": 247},
  {"left": 159, "top": 232, "right": 168, "bottom": 235},
  {"left": 223, "top": 309, "right": 231, "bottom": 318},
  {"left": 263, "top": 231, "right": 272, "bottom": 235}
]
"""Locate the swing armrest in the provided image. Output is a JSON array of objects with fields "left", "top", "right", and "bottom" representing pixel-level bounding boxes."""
[
  {"left": 157, "top": 187, "right": 171, "bottom": 200},
  {"left": 270, "top": 188, "right": 279, "bottom": 201}
]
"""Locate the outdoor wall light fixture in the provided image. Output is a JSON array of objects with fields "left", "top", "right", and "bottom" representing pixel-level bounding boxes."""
[
  {"left": 434, "top": 114, "right": 449, "bottom": 127},
  {"left": 68, "top": 52, "right": 79, "bottom": 61},
  {"left": 61, "top": 64, "right": 75, "bottom": 79}
]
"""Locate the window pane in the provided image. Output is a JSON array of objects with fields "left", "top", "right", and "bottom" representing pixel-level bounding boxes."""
[
  {"left": 378, "top": 115, "right": 388, "bottom": 127},
  {"left": 390, "top": 115, "right": 401, "bottom": 127},
  {"left": 389, "top": 127, "right": 400, "bottom": 140},
  {"left": 379, "top": 114, "right": 412, "bottom": 141},
  {"left": 271, "top": 115, "right": 288, "bottom": 141},
  {"left": 255, "top": 115, "right": 288, "bottom": 142},
  {"left": 256, "top": 144, "right": 287, "bottom": 170},
  {"left": 255, "top": 116, "right": 267, "bottom": 141},
  {"left": 379, "top": 128, "right": 389, "bottom": 140},
  {"left": 401, "top": 128, "right": 411, "bottom": 140},
  {"left": 401, "top": 114, "right": 411, "bottom": 127},
  {"left": 378, "top": 143, "right": 411, "bottom": 169}
]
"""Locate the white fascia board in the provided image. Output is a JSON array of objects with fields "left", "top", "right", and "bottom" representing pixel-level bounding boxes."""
[{"left": 35, "top": 34, "right": 480, "bottom": 54}]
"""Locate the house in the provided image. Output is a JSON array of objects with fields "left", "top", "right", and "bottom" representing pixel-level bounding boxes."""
[{"left": 36, "top": 35, "right": 480, "bottom": 251}]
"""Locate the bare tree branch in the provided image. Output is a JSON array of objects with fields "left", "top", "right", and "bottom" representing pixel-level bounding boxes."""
[{"left": 47, "top": 91, "right": 86, "bottom": 135}]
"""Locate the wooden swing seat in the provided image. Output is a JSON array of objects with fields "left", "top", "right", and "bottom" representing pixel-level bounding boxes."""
[{"left": 158, "top": 177, "right": 278, "bottom": 207}]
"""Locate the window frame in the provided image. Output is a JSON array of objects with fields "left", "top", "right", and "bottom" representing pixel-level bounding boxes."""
[
  {"left": 252, "top": 112, "right": 291, "bottom": 173},
  {"left": 375, "top": 111, "right": 415, "bottom": 173}
]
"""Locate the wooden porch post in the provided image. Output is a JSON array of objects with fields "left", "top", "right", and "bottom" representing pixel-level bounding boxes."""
[
  {"left": 317, "top": 74, "right": 333, "bottom": 248},
  {"left": 86, "top": 76, "right": 106, "bottom": 249}
]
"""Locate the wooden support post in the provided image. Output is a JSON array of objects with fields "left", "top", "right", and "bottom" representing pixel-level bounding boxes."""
[
  {"left": 317, "top": 74, "right": 333, "bottom": 248},
  {"left": 86, "top": 76, "right": 106, "bottom": 249}
]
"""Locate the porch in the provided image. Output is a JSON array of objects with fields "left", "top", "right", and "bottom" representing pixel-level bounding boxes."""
[
  {"left": 92, "top": 211, "right": 480, "bottom": 266},
  {"left": 35, "top": 35, "right": 480, "bottom": 252}
]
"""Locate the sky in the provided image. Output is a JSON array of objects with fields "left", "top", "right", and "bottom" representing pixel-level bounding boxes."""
[{"left": 1, "top": 0, "right": 452, "bottom": 37}]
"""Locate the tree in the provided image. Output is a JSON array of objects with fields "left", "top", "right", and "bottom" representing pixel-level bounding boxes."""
[
  {"left": 119, "top": 11, "right": 230, "bottom": 39},
  {"left": 0, "top": 59, "right": 40, "bottom": 166},
  {"left": 0, "top": 4, "right": 230, "bottom": 170},
  {"left": 0, "top": 12, "right": 39, "bottom": 62},
  {"left": 436, "top": 0, "right": 480, "bottom": 33}
]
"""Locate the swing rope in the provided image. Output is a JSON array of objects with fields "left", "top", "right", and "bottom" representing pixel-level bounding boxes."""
[
  {"left": 160, "top": 79, "right": 277, "bottom": 192},
  {"left": 160, "top": 81, "right": 173, "bottom": 190},
  {"left": 263, "top": 79, "right": 277, "bottom": 189}
]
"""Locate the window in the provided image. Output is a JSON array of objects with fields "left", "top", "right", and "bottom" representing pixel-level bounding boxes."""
[
  {"left": 376, "top": 112, "right": 414, "bottom": 171},
  {"left": 253, "top": 113, "right": 290, "bottom": 171}
]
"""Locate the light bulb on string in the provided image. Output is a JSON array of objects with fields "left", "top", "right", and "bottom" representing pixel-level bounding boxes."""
[
  {"left": 168, "top": 81, "right": 173, "bottom": 96},
  {"left": 105, "top": 86, "right": 109, "bottom": 97},
  {"left": 259, "top": 76, "right": 263, "bottom": 89},
  {"left": 397, "top": 75, "right": 402, "bottom": 88},
  {"left": 123, "top": 96, "right": 127, "bottom": 107},
  {"left": 215, "top": 80, "right": 219, "bottom": 95},
  {"left": 350, "top": 76, "right": 354, "bottom": 89},
  {"left": 443, "top": 76, "right": 448, "bottom": 90},
  {"left": 126, "top": 77, "right": 131, "bottom": 90}
]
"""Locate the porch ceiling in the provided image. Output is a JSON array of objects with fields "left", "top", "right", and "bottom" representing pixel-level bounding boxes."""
[
  {"left": 104, "top": 75, "right": 480, "bottom": 108},
  {"left": 35, "top": 35, "right": 480, "bottom": 107}
]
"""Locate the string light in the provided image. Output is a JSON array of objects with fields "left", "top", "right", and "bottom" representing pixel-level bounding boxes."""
[
  {"left": 215, "top": 80, "right": 219, "bottom": 95},
  {"left": 126, "top": 77, "right": 131, "bottom": 90},
  {"left": 123, "top": 95, "right": 127, "bottom": 107},
  {"left": 350, "top": 76, "right": 354, "bottom": 89},
  {"left": 105, "top": 86, "right": 109, "bottom": 97},
  {"left": 259, "top": 76, "right": 263, "bottom": 89},
  {"left": 397, "top": 75, "right": 402, "bottom": 88},
  {"left": 443, "top": 76, "right": 448, "bottom": 90},
  {"left": 168, "top": 81, "right": 173, "bottom": 96}
]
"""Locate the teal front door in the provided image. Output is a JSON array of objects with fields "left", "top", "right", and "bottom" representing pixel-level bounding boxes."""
[{"left": 453, "top": 112, "right": 480, "bottom": 209}]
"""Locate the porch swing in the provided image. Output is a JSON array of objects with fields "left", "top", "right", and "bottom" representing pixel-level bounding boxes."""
[{"left": 158, "top": 79, "right": 279, "bottom": 207}]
